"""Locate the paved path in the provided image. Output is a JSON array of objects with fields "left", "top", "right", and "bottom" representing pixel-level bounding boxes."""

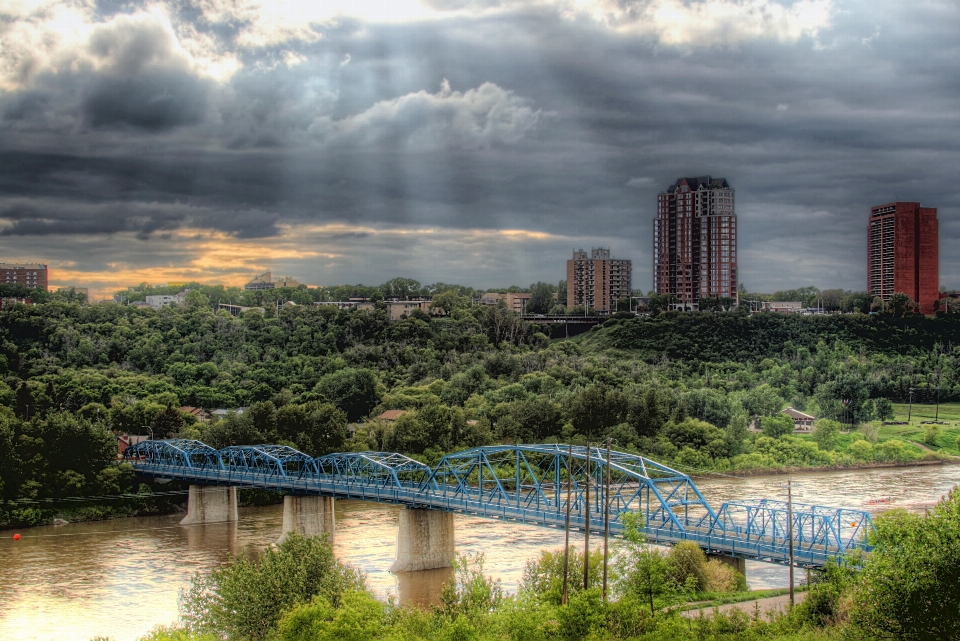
[{"left": 682, "top": 592, "right": 807, "bottom": 619}]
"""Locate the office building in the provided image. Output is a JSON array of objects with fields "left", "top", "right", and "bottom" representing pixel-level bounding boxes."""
[
  {"left": 0, "top": 263, "right": 48, "bottom": 290},
  {"left": 867, "top": 202, "right": 939, "bottom": 314},
  {"left": 243, "top": 271, "right": 301, "bottom": 290},
  {"left": 654, "top": 176, "right": 737, "bottom": 309},
  {"left": 566, "top": 248, "right": 632, "bottom": 313},
  {"left": 480, "top": 292, "right": 533, "bottom": 313}
]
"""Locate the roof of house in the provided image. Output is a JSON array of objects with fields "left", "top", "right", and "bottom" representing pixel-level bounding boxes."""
[
  {"left": 377, "top": 409, "right": 407, "bottom": 421},
  {"left": 782, "top": 407, "right": 815, "bottom": 420}
]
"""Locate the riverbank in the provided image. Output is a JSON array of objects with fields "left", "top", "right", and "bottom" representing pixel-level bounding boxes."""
[{"left": 705, "top": 455, "right": 959, "bottom": 479}]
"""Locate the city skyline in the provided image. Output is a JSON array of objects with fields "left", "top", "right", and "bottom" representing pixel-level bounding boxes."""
[{"left": 1, "top": 0, "right": 957, "bottom": 297}]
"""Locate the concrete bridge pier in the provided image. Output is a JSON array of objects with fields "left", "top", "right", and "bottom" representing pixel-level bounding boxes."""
[
  {"left": 708, "top": 553, "right": 747, "bottom": 577},
  {"left": 276, "top": 495, "right": 336, "bottom": 545},
  {"left": 390, "top": 508, "right": 455, "bottom": 573},
  {"left": 180, "top": 486, "right": 238, "bottom": 525}
]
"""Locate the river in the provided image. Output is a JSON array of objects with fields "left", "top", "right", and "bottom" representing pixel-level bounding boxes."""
[{"left": 1, "top": 464, "right": 957, "bottom": 641}]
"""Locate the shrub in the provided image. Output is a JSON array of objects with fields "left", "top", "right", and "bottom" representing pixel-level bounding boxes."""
[
  {"left": 848, "top": 439, "right": 874, "bottom": 462},
  {"left": 812, "top": 419, "right": 841, "bottom": 451},
  {"left": 275, "top": 591, "right": 386, "bottom": 641},
  {"left": 180, "top": 534, "right": 365, "bottom": 641},
  {"left": 760, "top": 414, "right": 794, "bottom": 438},
  {"left": 520, "top": 547, "right": 604, "bottom": 605},
  {"left": 702, "top": 559, "right": 747, "bottom": 593},
  {"left": 924, "top": 424, "right": 941, "bottom": 446},
  {"left": 665, "top": 541, "right": 709, "bottom": 591}
]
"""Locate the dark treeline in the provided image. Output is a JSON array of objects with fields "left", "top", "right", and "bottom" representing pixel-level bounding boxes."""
[{"left": 1, "top": 298, "right": 958, "bottom": 527}]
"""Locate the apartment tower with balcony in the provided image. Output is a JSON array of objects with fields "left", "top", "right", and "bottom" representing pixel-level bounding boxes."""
[
  {"left": 566, "top": 248, "right": 632, "bottom": 313},
  {"left": 867, "top": 202, "right": 938, "bottom": 314},
  {"left": 654, "top": 176, "right": 737, "bottom": 309}
]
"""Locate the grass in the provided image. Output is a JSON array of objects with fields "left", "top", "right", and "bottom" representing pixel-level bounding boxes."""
[{"left": 877, "top": 403, "right": 960, "bottom": 456}]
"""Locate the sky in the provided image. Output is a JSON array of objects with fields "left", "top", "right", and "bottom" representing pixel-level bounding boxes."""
[{"left": 1, "top": 0, "right": 957, "bottom": 298}]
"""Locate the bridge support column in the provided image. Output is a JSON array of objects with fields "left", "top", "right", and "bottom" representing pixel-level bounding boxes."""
[
  {"left": 277, "top": 495, "right": 335, "bottom": 545},
  {"left": 707, "top": 553, "right": 746, "bottom": 577},
  {"left": 180, "top": 486, "right": 238, "bottom": 525},
  {"left": 391, "top": 508, "right": 454, "bottom": 573}
]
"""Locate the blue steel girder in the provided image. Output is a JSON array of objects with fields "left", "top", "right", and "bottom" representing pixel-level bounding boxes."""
[
  {"left": 315, "top": 452, "right": 430, "bottom": 490},
  {"left": 424, "top": 444, "right": 717, "bottom": 534},
  {"left": 219, "top": 445, "right": 314, "bottom": 480},
  {"left": 704, "top": 499, "right": 875, "bottom": 556},
  {"left": 123, "top": 439, "right": 223, "bottom": 470}
]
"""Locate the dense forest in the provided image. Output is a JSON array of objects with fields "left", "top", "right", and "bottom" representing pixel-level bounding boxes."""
[{"left": 1, "top": 293, "right": 958, "bottom": 527}]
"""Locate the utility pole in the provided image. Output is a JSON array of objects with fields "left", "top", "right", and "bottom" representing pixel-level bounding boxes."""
[
  {"left": 562, "top": 445, "right": 573, "bottom": 605},
  {"left": 583, "top": 443, "right": 591, "bottom": 591},
  {"left": 788, "top": 479, "right": 795, "bottom": 608},
  {"left": 908, "top": 388, "right": 914, "bottom": 423},
  {"left": 602, "top": 439, "right": 612, "bottom": 604}
]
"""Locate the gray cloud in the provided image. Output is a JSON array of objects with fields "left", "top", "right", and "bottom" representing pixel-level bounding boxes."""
[{"left": 0, "top": 0, "right": 958, "bottom": 295}]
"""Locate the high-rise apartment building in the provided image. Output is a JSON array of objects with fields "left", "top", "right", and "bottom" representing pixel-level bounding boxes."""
[
  {"left": 867, "top": 202, "right": 938, "bottom": 314},
  {"left": 654, "top": 177, "right": 737, "bottom": 309},
  {"left": 566, "top": 248, "right": 632, "bottom": 313},
  {"left": 0, "top": 263, "right": 48, "bottom": 290}
]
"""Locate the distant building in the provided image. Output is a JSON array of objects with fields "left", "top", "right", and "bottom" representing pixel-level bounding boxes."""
[
  {"left": 218, "top": 303, "right": 264, "bottom": 316},
  {"left": 761, "top": 301, "right": 804, "bottom": 313},
  {"left": 145, "top": 291, "right": 189, "bottom": 309},
  {"left": 480, "top": 292, "right": 533, "bottom": 313},
  {"left": 0, "top": 263, "right": 48, "bottom": 290},
  {"left": 782, "top": 407, "right": 815, "bottom": 431},
  {"left": 243, "top": 271, "right": 301, "bottom": 290},
  {"left": 55, "top": 286, "right": 89, "bottom": 299},
  {"left": 654, "top": 176, "right": 738, "bottom": 309},
  {"left": 867, "top": 202, "right": 939, "bottom": 314},
  {"left": 566, "top": 248, "right": 632, "bottom": 313},
  {"left": 377, "top": 410, "right": 407, "bottom": 423}
]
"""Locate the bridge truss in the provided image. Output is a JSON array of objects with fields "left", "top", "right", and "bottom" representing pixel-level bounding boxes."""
[{"left": 124, "top": 441, "right": 874, "bottom": 567}]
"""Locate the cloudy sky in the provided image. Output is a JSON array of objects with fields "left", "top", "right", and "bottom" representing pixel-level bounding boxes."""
[{"left": 1, "top": 0, "right": 957, "bottom": 297}]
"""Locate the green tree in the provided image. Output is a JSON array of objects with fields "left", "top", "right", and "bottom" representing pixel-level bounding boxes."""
[
  {"left": 519, "top": 547, "right": 604, "bottom": 605},
  {"left": 874, "top": 397, "right": 894, "bottom": 421},
  {"left": 849, "top": 490, "right": 960, "bottom": 640},
  {"left": 151, "top": 406, "right": 185, "bottom": 439},
  {"left": 526, "top": 282, "right": 554, "bottom": 315},
  {"left": 316, "top": 369, "right": 381, "bottom": 422},
  {"left": 761, "top": 414, "right": 795, "bottom": 438},
  {"left": 615, "top": 513, "right": 691, "bottom": 613},
  {"left": 181, "top": 534, "right": 365, "bottom": 641},
  {"left": 811, "top": 419, "right": 841, "bottom": 451},
  {"left": 815, "top": 373, "right": 873, "bottom": 426}
]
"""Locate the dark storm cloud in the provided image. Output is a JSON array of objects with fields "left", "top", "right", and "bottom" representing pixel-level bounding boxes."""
[{"left": 1, "top": 0, "right": 959, "bottom": 293}]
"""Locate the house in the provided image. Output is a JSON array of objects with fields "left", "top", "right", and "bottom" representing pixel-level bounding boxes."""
[
  {"left": 180, "top": 406, "right": 212, "bottom": 422},
  {"left": 376, "top": 409, "right": 407, "bottom": 423},
  {"left": 117, "top": 433, "right": 150, "bottom": 459},
  {"left": 782, "top": 407, "right": 815, "bottom": 431}
]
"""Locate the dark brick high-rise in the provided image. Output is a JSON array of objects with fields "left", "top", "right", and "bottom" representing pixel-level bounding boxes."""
[
  {"left": 867, "top": 202, "right": 939, "bottom": 314},
  {"left": 654, "top": 176, "right": 737, "bottom": 309}
]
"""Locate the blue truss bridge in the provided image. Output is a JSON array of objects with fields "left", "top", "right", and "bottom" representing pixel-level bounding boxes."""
[{"left": 124, "top": 441, "right": 874, "bottom": 569}]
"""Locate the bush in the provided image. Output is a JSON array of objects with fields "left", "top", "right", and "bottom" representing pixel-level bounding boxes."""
[
  {"left": 924, "top": 424, "right": 941, "bottom": 446},
  {"left": 520, "top": 547, "right": 604, "bottom": 605},
  {"left": 812, "top": 419, "right": 841, "bottom": 451},
  {"left": 180, "top": 534, "right": 365, "bottom": 641},
  {"left": 275, "top": 591, "right": 385, "bottom": 641},
  {"left": 848, "top": 439, "right": 874, "bottom": 462},
  {"left": 848, "top": 489, "right": 960, "bottom": 640},
  {"left": 760, "top": 414, "right": 794, "bottom": 438}
]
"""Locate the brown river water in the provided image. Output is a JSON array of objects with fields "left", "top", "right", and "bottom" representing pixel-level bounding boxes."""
[{"left": 1, "top": 464, "right": 957, "bottom": 641}]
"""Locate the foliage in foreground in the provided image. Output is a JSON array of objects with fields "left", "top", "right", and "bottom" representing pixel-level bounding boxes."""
[
  {"left": 180, "top": 534, "right": 365, "bottom": 641},
  {"left": 154, "top": 488, "right": 960, "bottom": 641}
]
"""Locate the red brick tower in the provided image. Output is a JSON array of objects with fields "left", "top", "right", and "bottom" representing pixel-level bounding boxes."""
[{"left": 868, "top": 202, "right": 939, "bottom": 314}]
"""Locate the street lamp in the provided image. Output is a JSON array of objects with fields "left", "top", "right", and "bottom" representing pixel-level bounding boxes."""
[
  {"left": 142, "top": 425, "right": 154, "bottom": 441},
  {"left": 907, "top": 388, "right": 915, "bottom": 423}
]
